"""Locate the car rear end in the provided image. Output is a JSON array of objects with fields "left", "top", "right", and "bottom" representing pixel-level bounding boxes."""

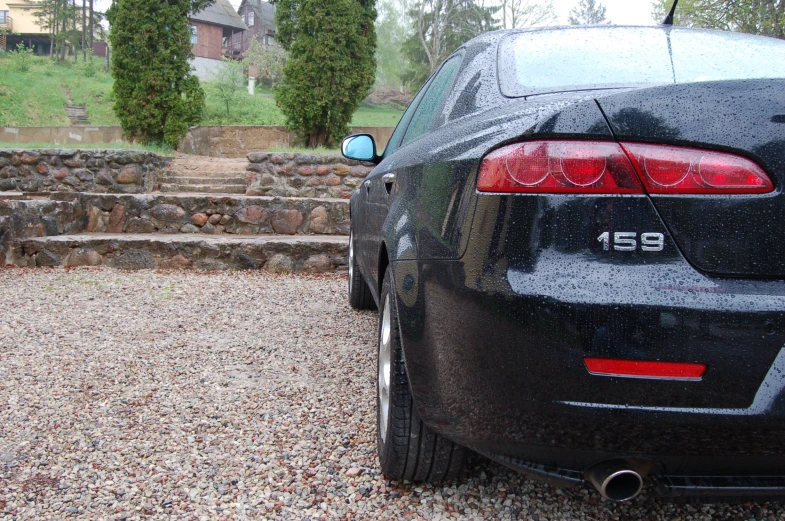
[{"left": 394, "top": 26, "right": 785, "bottom": 499}]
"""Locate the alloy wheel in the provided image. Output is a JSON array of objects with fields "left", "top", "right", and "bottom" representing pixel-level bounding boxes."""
[{"left": 378, "top": 294, "right": 392, "bottom": 442}]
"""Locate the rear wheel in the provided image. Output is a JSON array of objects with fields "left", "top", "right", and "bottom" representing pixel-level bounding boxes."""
[
  {"left": 377, "top": 269, "right": 465, "bottom": 482},
  {"left": 348, "top": 231, "right": 375, "bottom": 310}
]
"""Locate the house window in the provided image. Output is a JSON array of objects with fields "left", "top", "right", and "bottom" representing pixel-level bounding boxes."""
[
  {"left": 0, "top": 11, "right": 9, "bottom": 24},
  {"left": 247, "top": 10, "right": 255, "bottom": 27},
  {"left": 190, "top": 25, "right": 198, "bottom": 45}
]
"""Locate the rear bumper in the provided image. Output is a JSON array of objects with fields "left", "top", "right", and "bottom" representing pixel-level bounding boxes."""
[
  {"left": 390, "top": 256, "right": 785, "bottom": 483},
  {"left": 482, "top": 452, "right": 785, "bottom": 499}
]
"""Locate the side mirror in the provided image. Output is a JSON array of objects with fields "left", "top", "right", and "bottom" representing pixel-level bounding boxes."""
[{"left": 341, "top": 134, "right": 379, "bottom": 163}]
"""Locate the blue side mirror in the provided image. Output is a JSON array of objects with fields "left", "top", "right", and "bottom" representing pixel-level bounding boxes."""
[{"left": 342, "top": 134, "right": 377, "bottom": 162}]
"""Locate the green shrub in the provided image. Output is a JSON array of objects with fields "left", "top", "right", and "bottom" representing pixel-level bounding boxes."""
[
  {"left": 212, "top": 58, "right": 246, "bottom": 117},
  {"left": 12, "top": 43, "right": 35, "bottom": 72},
  {"left": 82, "top": 52, "right": 97, "bottom": 78},
  {"left": 274, "top": 0, "right": 377, "bottom": 148},
  {"left": 106, "top": 0, "right": 212, "bottom": 149}
]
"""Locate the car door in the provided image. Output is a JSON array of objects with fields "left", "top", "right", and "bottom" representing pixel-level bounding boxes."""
[
  {"left": 356, "top": 75, "right": 433, "bottom": 284},
  {"left": 365, "top": 55, "right": 464, "bottom": 292}
]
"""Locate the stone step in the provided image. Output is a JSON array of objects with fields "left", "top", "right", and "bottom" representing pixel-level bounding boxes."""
[
  {"left": 13, "top": 233, "right": 349, "bottom": 272},
  {"left": 166, "top": 156, "right": 247, "bottom": 175},
  {"left": 159, "top": 176, "right": 247, "bottom": 185},
  {"left": 1, "top": 192, "right": 349, "bottom": 237},
  {"left": 162, "top": 170, "right": 250, "bottom": 179},
  {"left": 159, "top": 184, "right": 247, "bottom": 194},
  {"left": 83, "top": 192, "right": 349, "bottom": 236}
]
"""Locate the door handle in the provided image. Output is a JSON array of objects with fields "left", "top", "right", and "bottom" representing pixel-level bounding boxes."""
[
  {"left": 382, "top": 173, "right": 396, "bottom": 194},
  {"left": 364, "top": 179, "right": 371, "bottom": 193}
]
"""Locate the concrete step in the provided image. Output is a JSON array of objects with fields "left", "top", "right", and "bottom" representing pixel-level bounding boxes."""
[
  {"left": 159, "top": 176, "right": 247, "bottom": 185},
  {"left": 14, "top": 233, "right": 349, "bottom": 272},
  {"left": 159, "top": 184, "right": 247, "bottom": 194}
]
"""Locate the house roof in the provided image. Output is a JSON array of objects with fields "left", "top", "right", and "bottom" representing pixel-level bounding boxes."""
[
  {"left": 242, "top": 0, "right": 276, "bottom": 31},
  {"left": 190, "top": 0, "right": 248, "bottom": 31}
]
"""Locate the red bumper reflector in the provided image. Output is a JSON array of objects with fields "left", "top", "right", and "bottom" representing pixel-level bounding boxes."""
[{"left": 584, "top": 358, "right": 707, "bottom": 380}]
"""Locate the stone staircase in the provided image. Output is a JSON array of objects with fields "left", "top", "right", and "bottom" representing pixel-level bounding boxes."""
[
  {"left": 0, "top": 150, "right": 369, "bottom": 272},
  {"left": 158, "top": 154, "right": 248, "bottom": 194},
  {"left": 65, "top": 105, "right": 90, "bottom": 125},
  {"left": 61, "top": 86, "right": 90, "bottom": 125},
  {"left": 1, "top": 192, "right": 349, "bottom": 272}
]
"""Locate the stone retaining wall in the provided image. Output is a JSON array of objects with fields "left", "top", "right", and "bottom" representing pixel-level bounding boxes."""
[
  {"left": 0, "top": 149, "right": 169, "bottom": 194},
  {"left": 79, "top": 194, "right": 349, "bottom": 236},
  {"left": 0, "top": 197, "right": 85, "bottom": 265},
  {"left": 1, "top": 126, "right": 396, "bottom": 159},
  {"left": 245, "top": 153, "right": 373, "bottom": 199},
  {"left": 181, "top": 126, "right": 395, "bottom": 158}
]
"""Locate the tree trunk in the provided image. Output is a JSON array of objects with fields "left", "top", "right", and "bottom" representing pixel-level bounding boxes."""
[
  {"left": 308, "top": 127, "right": 327, "bottom": 148},
  {"left": 52, "top": 0, "right": 59, "bottom": 59},
  {"left": 82, "top": 0, "right": 86, "bottom": 61},
  {"left": 49, "top": 1, "right": 56, "bottom": 58},
  {"left": 73, "top": 0, "right": 78, "bottom": 63},
  {"left": 88, "top": 0, "right": 93, "bottom": 49}
]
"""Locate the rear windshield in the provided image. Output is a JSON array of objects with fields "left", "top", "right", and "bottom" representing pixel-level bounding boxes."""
[{"left": 499, "top": 27, "right": 785, "bottom": 97}]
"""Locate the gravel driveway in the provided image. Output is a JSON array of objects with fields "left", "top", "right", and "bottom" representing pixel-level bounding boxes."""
[{"left": 0, "top": 268, "right": 783, "bottom": 520}]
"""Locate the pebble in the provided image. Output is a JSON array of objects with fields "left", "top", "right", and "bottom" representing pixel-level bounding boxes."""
[{"left": 0, "top": 268, "right": 782, "bottom": 520}]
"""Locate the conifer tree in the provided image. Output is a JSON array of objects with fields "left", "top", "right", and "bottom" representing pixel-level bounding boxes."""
[
  {"left": 274, "top": 0, "right": 378, "bottom": 148},
  {"left": 652, "top": 0, "right": 785, "bottom": 39},
  {"left": 568, "top": 0, "right": 609, "bottom": 25},
  {"left": 106, "top": 0, "right": 213, "bottom": 148}
]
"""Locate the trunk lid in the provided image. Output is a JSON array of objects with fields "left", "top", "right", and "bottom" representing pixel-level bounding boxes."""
[{"left": 597, "top": 79, "right": 785, "bottom": 279}]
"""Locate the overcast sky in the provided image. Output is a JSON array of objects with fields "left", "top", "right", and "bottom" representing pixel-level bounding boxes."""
[{"left": 94, "top": 0, "right": 661, "bottom": 27}]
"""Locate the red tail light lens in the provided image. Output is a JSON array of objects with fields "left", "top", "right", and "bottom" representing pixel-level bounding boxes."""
[
  {"left": 620, "top": 143, "right": 774, "bottom": 194},
  {"left": 477, "top": 141, "right": 643, "bottom": 193}
]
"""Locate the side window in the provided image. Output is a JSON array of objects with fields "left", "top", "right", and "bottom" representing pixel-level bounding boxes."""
[
  {"left": 401, "top": 55, "right": 462, "bottom": 146},
  {"left": 382, "top": 76, "right": 433, "bottom": 157}
]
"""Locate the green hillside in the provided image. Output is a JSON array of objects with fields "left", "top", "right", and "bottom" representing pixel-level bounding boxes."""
[{"left": 0, "top": 56, "right": 403, "bottom": 129}]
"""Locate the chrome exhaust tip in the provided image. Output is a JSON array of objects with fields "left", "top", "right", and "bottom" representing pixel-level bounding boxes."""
[{"left": 586, "top": 460, "right": 644, "bottom": 502}]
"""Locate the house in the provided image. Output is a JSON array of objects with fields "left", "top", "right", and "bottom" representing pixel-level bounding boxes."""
[
  {"left": 189, "top": 0, "right": 248, "bottom": 80},
  {"left": 0, "top": 0, "right": 51, "bottom": 54},
  {"left": 235, "top": 0, "right": 277, "bottom": 52},
  {"left": 0, "top": 0, "right": 104, "bottom": 56}
]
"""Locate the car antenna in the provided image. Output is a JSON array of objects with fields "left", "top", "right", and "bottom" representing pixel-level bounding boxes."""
[{"left": 662, "top": 0, "right": 679, "bottom": 25}]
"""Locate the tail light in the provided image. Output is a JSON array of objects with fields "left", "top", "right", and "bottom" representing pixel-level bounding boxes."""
[
  {"left": 478, "top": 140, "right": 774, "bottom": 194},
  {"left": 477, "top": 140, "right": 643, "bottom": 193},
  {"left": 621, "top": 143, "right": 774, "bottom": 194}
]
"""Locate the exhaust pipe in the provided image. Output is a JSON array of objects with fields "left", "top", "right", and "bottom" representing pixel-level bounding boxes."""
[{"left": 586, "top": 460, "right": 644, "bottom": 502}]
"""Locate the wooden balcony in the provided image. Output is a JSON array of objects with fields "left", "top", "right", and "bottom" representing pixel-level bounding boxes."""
[
  {"left": 0, "top": 16, "right": 11, "bottom": 50},
  {"left": 222, "top": 43, "right": 243, "bottom": 60}
]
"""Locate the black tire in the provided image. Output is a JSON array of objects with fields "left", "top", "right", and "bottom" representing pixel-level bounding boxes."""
[
  {"left": 348, "top": 231, "right": 376, "bottom": 310},
  {"left": 377, "top": 269, "right": 465, "bottom": 482}
]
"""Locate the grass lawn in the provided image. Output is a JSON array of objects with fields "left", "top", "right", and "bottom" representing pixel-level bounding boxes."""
[{"left": 0, "top": 56, "right": 403, "bottom": 129}]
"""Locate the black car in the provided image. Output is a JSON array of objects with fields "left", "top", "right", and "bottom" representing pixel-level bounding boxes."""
[{"left": 342, "top": 25, "right": 785, "bottom": 502}]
